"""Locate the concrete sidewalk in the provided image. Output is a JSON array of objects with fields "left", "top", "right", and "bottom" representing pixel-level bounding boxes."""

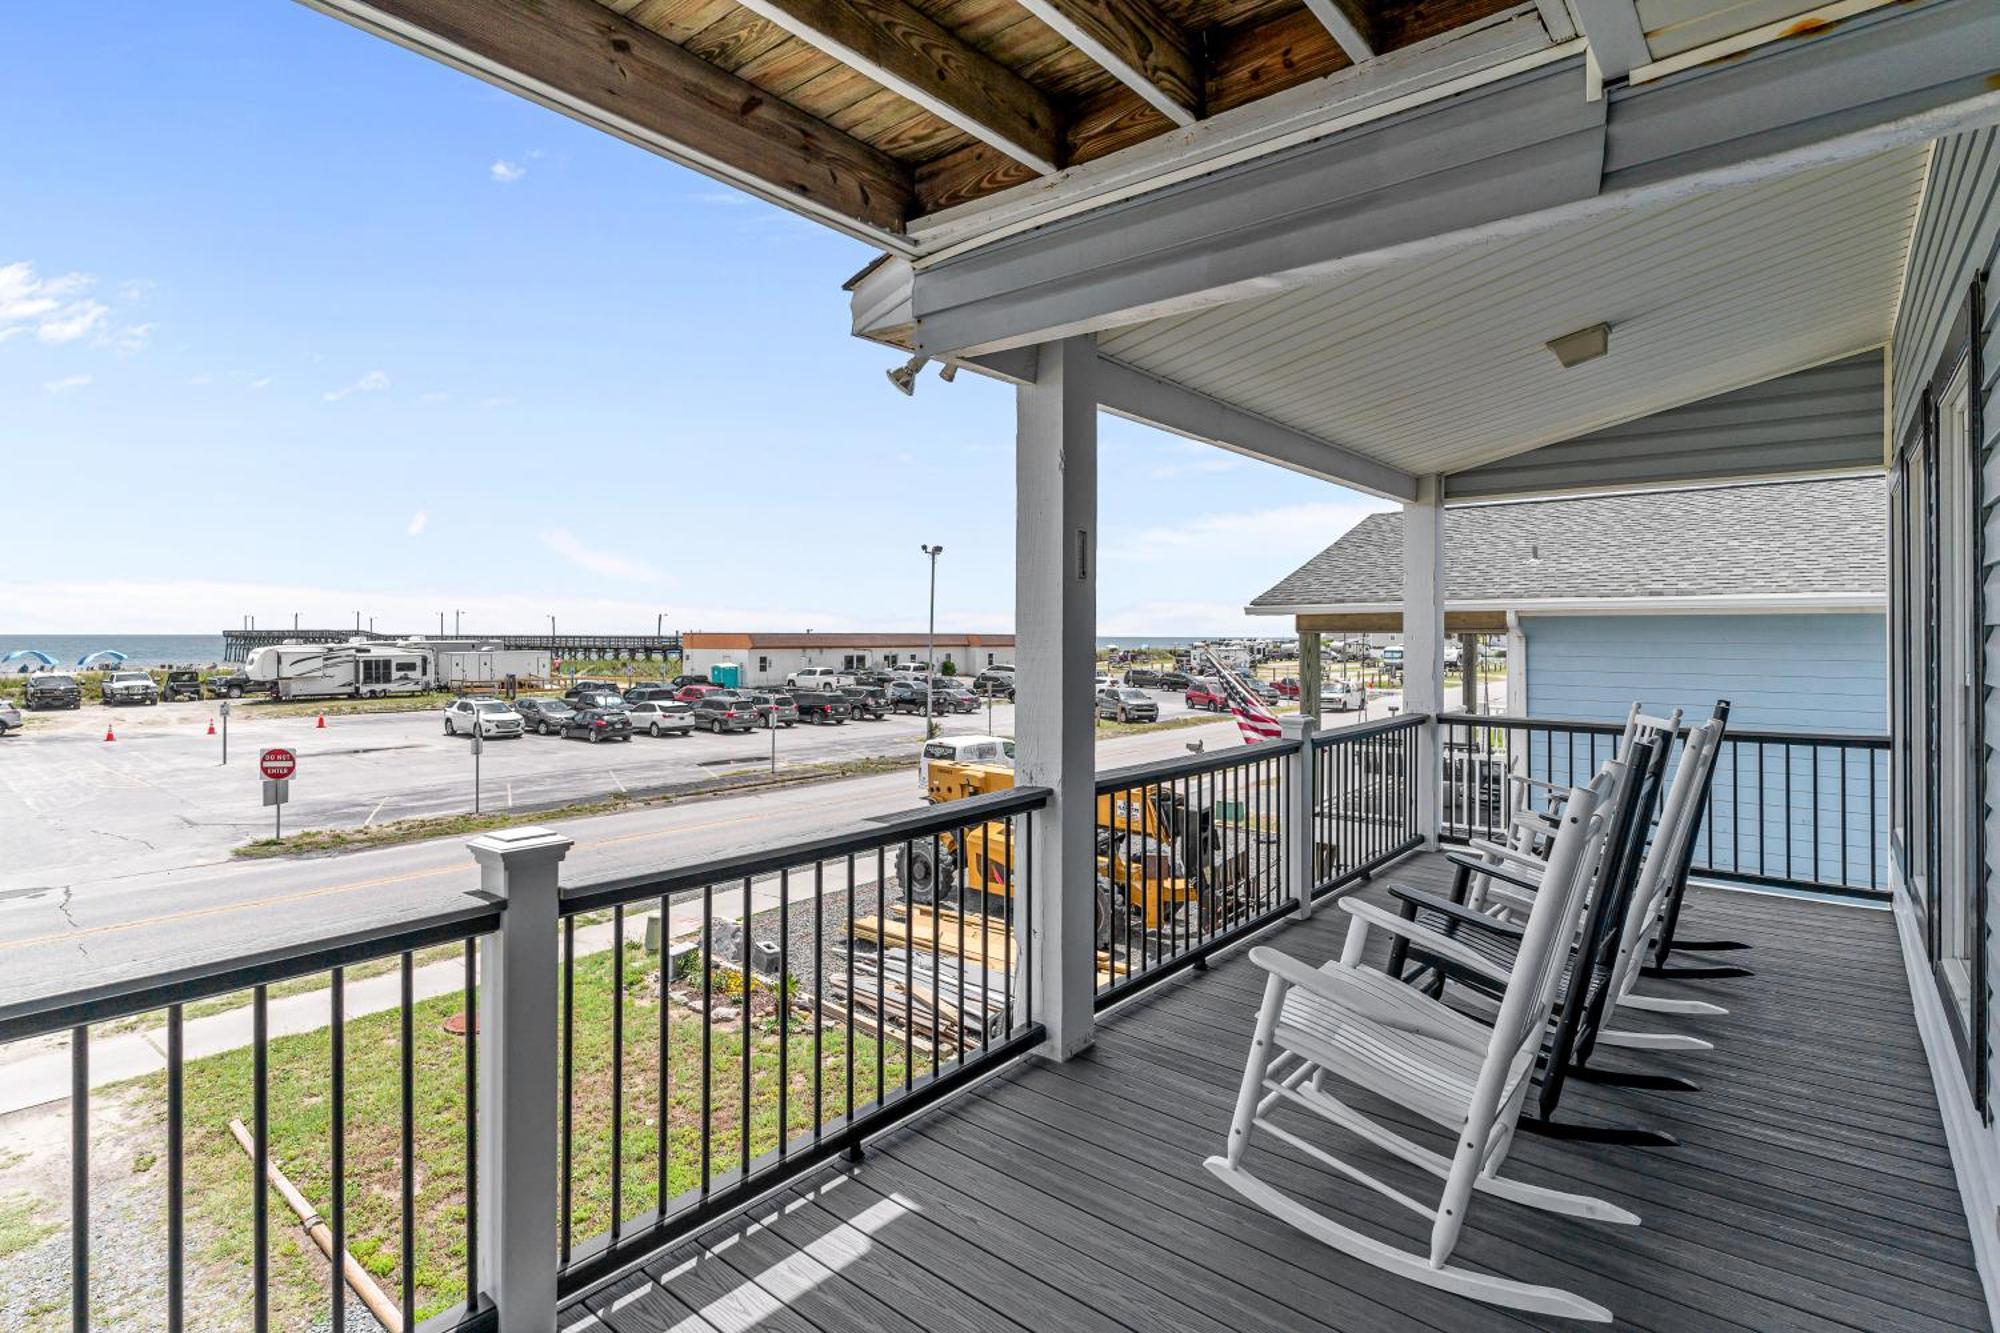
[{"left": 0, "top": 860, "right": 884, "bottom": 1116}]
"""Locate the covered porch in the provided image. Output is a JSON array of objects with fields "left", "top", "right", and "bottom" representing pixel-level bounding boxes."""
[{"left": 566, "top": 856, "right": 1984, "bottom": 1333}]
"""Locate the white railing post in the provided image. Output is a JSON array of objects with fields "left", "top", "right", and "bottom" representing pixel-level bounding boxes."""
[
  {"left": 1281, "top": 714, "right": 1318, "bottom": 918},
  {"left": 468, "top": 826, "right": 573, "bottom": 1333},
  {"left": 1402, "top": 473, "right": 1446, "bottom": 849},
  {"left": 1016, "top": 333, "right": 1098, "bottom": 1061}
]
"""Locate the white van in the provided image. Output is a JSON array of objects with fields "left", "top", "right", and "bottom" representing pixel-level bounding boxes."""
[{"left": 919, "top": 733, "right": 1015, "bottom": 795}]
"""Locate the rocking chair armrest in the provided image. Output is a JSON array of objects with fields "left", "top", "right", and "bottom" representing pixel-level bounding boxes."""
[
  {"left": 1337, "top": 900, "right": 1513, "bottom": 988},
  {"left": 1459, "top": 839, "right": 1549, "bottom": 875},
  {"left": 1244, "top": 945, "right": 1489, "bottom": 1050},
  {"left": 1384, "top": 886, "right": 1527, "bottom": 941},
  {"left": 1442, "top": 854, "right": 1548, "bottom": 903},
  {"left": 1508, "top": 773, "right": 1569, "bottom": 798}
]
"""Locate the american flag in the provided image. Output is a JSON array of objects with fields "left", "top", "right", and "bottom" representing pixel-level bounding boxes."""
[{"left": 1202, "top": 650, "right": 1283, "bottom": 745}]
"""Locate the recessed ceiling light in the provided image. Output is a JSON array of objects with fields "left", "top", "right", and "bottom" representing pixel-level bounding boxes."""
[{"left": 1546, "top": 323, "right": 1611, "bottom": 368}]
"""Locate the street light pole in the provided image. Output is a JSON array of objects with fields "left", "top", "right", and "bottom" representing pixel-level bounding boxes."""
[{"left": 920, "top": 544, "right": 943, "bottom": 739}]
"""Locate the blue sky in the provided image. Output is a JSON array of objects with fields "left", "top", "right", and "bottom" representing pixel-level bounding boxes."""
[{"left": 0, "top": 2, "right": 1388, "bottom": 637}]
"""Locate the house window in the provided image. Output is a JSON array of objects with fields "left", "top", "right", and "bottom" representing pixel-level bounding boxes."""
[
  {"left": 844, "top": 654, "right": 866, "bottom": 670},
  {"left": 757, "top": 656, "right": 770, "bottom": 673},
  {"left": 885, "top": 654, "right": 899, "bottom": 667},
  {"left": 1893, "top": 278, "right": 1987, "bottom": 1109}
]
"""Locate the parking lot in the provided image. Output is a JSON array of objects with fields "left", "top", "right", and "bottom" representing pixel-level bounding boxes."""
[{"left": 0, "top": 681, "right": 1273, "bottom": 888}]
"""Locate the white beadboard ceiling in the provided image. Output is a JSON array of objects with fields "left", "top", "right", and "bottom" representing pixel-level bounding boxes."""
[{"left": 1097, "top": 145, "right": 1929, "bottom": 481}]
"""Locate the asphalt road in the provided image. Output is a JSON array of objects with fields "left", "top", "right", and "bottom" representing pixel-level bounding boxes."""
[{"left": 0, "top": 685, "right": 1424, "bottom": 1009}]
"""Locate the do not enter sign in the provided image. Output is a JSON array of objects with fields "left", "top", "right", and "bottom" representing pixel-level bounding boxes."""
[{"left": 259, "top": 747, "right": 298, "bottom": 780}]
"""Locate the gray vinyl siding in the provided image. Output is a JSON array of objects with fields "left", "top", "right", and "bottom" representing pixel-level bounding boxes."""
[
  {"left": 1891, "top": 127, "right": 2000, "bottom": 1113},
  {"left": 1446, "top": 352, "right": 1887, "bottom": 501}
]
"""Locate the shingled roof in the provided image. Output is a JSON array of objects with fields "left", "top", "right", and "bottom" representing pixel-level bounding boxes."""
[{"left": 1249, "top": 476, "right": 1886, "bottom": 612}]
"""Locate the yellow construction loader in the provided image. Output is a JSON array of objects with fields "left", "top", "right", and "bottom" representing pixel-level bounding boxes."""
[{"left": 898, "top": 755, "right": 1255, "bottom": 947}]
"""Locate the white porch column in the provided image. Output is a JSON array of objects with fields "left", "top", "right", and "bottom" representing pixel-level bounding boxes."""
[
  {"left": 469, "top": 826, "right": 572, "bottom": 1333},
  {"left": 1281, "top": 712, "right": 1318, "bottom": 918},
  {"left": 1016, "top": 334, "right": 1098, "bottom": 1060},
  {"left": 1402, "top": 474, "right": 1445, "bottom": 847}
]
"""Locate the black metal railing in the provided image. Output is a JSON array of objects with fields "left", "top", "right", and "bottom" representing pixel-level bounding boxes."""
[
  {"left": 551, "top": 786, "right": 1048, "bottom": 1298},
  {"left": 1437, "top": 713, "right": 1890, "bottom": 900},
  {"left": 0, "top": 907, "right": 501, "bottom": 1333},
  {"left": 1092, "top": 740, "right": 1295, "bottom": 1008},
  {"left": 1310, "top": 713, "right": 1427, "bottom": 896}
]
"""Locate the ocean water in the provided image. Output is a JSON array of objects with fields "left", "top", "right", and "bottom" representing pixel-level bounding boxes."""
[{"left": 0, "top": 634, "right": 229, "bottom": 670}]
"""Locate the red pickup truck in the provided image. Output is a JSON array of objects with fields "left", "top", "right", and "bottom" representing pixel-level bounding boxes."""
[{"left": 1185, "top": 679, "right": 1229, "bottom": 711}]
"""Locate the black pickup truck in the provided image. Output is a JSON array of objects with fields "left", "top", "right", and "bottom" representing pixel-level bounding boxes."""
[
  {"left": 24, "top": 672, "right": 82, "bottom": 710},
  {"left": 204, "top": 669, "right": 275, "bottom": 700},
  {"left": 162, "top": 669, "right": 204, "bottom": 703}
]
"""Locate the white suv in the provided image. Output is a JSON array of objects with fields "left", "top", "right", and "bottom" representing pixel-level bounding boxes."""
[
  {"left": 786, "top": 666, "right": 852, "bottom": 689},
  {"left": 444, "top": 698, "right": 523, "bottom": 738}
]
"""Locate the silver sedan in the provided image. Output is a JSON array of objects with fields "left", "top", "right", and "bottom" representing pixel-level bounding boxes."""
[{"left": 0, "top": 697, "right": 20, "bottom": 735}]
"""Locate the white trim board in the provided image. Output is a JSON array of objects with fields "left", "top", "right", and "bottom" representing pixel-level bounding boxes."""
[
  {"left": 1891, "top": 872, "right": 2000, "bottom": 1328},
  {"left": 1246, "top": 594, "right": 1888, "bottom": 617}
]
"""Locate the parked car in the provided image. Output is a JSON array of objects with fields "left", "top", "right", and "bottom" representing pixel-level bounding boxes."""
[
  {"left": 1185, "top": 678, "right": 1229, "bottom": 711},
  {"left": 786, "top": 666, "right": 852, "bottom": 690},
  {"left": 623, "top": 684, "right": 679, "bottom": 703},
  {"left": 561, "top": 707, "right": 633, "bottom": 742},
  {"left": 669, "top": 674, "right": 714, "bottom": 689},
  {"left": 1274, "top": 677, "right": 1301, "bottom": 699},
  {"left": 793, "top": 692, "right": 853, "bottom": 725},
  {"left": 887, "top": 680, "right": 930, "bottom": 714},
  {"left": 1379, "top": 645, "right": 1405, "bottom": 673},
  {"left": 24, "top": 672, "right": 82, "bottom": 710},
  {"left": 1247, "top": 678, "right": 1281, "bottom": 705},
  {"left": 0, "top": 698, "right": 20, "bottom": 734},
  {"left": 935, "top": 682, "right": 980, "bottom": 714},
  {"left": 99, "top": 670, "right": 159, "bottom": 706},
  {"left": 674, "top": 683, "right": 726, "bottom": 703},
  {"left": 742, "top": 691, "right": 799, "bottom": 728},
  {"left": 202, "top": 668, "right": 272, "bottom": 699},
  {"left": 1097, "top": 687, "right": 1158, "bottom": 723},
  {"left": 840, "top": 685, "right": 889, "bottom": 719},
  {"left": 514, "top": 697, "right": 576, "bottom": 735},
  {"left": 159, "top": 669, "right": 204, "bottom": 703},
  {"left": 444, "top": 697, "right": 524, "bottom": 738},
  {"left": 691, "top": 693, "right": 759, "bottom": 733},
  {"left": 1325, "top": 679, "right": 1367, "bottom": 712},
  {"left": 628, "top": 700, "right": 697, "bottom": 736},
  {"left": 563, "top": 680, "right": 621, "bottom": 701},
  {"left": 851, "top": 670, "right": 896, "bottom": 688},
  {"left": 571, "top": 689, "right": 628, "bottom": 712},
  {"left": 1123, "top": 666, "right": 1162, "bottom": 688},
  {"left": 971, "top": 669, "right": 1015, "bottom": 699},
  {"left": 1155, "top": 670, "right": 1193, "bottom": 691}
]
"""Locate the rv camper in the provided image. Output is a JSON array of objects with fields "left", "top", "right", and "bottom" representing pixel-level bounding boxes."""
[{"left": 244, "top": 640, "right": 436, "bottom": 700}]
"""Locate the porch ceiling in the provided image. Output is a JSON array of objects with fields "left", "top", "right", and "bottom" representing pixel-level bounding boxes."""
[{"left": 1097, "top": 142, "right": 1930, "bottom": 478}]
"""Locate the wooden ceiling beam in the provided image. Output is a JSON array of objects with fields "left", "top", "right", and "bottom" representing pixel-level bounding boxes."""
[
  {"left": 1011, "top": 0, "right": 1203, "bottom": 127},
  {"left": 305, "top": 0, "right": 914, "bottom": 235},
  {"left": 731, "top": 0, "right": 1064, "bottom": 173},
  {"left": 1300, "top": 0, "right": 1376, "bottom": 60}
]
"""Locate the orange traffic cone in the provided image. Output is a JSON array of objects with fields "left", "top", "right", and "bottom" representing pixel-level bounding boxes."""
[
  {"left": 103, "top": 725, "right": 115, "bottom": 742},
  {"left": 206, "top": 718, "right": 216, "bottom": 736},
  {"left": 316, "top": 714, "right": 326, "bottom": 729}
]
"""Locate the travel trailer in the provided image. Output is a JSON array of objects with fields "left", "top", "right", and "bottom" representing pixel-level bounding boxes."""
[{"left": 244, "top": 639, "right": 435, "bottom": 700}]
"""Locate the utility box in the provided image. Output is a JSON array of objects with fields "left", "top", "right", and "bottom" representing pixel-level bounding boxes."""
[{"left": 709, "top": 661, "right": 742, "bottom": 689}]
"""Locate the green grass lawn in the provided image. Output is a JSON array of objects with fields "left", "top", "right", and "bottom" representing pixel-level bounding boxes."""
[{"left": 121, "top": 942, "right": 906, "bottom": 1328}]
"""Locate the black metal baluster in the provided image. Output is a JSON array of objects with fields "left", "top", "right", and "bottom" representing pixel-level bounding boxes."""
[
  {"left": 400, "top": 954, "right": 415, "bottom": 1327},
  {"left": 777, "top": 869, "right": 790, "bottom": 1157},
  {"left": 1025, "top": 813, "right": 1036, "bottom": 1030},
  {"left": 844, "top": 853, "right": 856, "bottom": 1121},
  {"left": 561, "top": 915, "right": 575, "bottom": 1260},
  {"left": 658, "top": 893, "right": 671, "bottom": 1216},
  {"left": 1870, "top": 749, "right": 1881, "bottom": 891},
  {"left": 1001, "top": 819, "right": 1015, "bottom": 1035},
  {"left": 463, "top": 939, "right": 478, "bottom": 1308},
  {"left": 1811, "top": 744, "right": 1822, "bottom": 887},
  {"left": 1785, "top": 742, "right": 1795, "bottom": 882},
  {"left": 1757, "top": 744, "right": 1766, "bottom": 880},
  {"left": 876, "top": 846, "right": 887, "bottom": 1110},
  {"left": 813, "top": 861, "right": 824, "bottom": 1142},
  {"left": 955, "top": 828, "right": 968, "bottom": 1067},
  {"left": 611, "top": 904, "right": 625, "bottom": 1237},
  {"left": 330, "top": 972, "right": 345, "bottom": 1333},
  {"left": 71, "top": 1024, "right": 88, "bottom": 1333},
  {"left": 253, "top": 986, "right": 268, "bottom": 1333},
  {"left": 166, "top": 1003, "right": 184, "bottom": 1333},
  {"left": 905, "top": 841, "right": 916, "bottom": 1093},
  {"left": 701, "top": 885, "right": 713, "bottom": 1196},
  {"left": 929, "top": 831, "right": 942, "bottom": 1079},
  {"left": 1839, "top": 746, "right": 1850, "bottom": 889},
  {"left": 740, "top": 875, "right": 752, "bottom": 1180}
]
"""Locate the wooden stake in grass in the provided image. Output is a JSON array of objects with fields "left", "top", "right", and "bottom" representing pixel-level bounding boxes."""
[{"left": 226, "top": 1118, "right": 402, "bottom": 1333}]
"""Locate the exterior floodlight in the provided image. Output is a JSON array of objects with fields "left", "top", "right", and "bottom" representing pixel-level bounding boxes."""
[
  {"left": 1546, "top": 323, "right": 1611, "bottom": 368},
  {"left": 887, "top": 353, "right": 929, "bottom": 395},
  {"left": 937, "top": 362, "right": 958, "bottom": 382}
]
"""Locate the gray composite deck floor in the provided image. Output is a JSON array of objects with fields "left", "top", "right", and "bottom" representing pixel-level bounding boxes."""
[{"left": 562, "top": 852, "right": 1989, "bottom": 1332}]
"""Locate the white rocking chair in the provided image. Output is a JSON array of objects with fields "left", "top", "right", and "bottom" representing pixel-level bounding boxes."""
[{"left": 1206, "top": 779, "right": 1631, "bottom": 1323}]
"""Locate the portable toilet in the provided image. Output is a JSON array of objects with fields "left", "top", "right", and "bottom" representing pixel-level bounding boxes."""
[{"left": 710, "top": 661, "right": 741, "bottom": 689}]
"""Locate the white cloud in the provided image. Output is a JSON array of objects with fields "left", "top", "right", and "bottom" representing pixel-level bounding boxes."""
[
  {"left": 107, "top": 322, "right": 155, "bottom": 355},
  {"left": 1098, "top": 600, "right": 1278, "bottom": 637},
  {"left": 322, "top": 369, "right": 391, "bottom": 402},
  {"left": 187, "top": 373, "right": 214, "bottom": 386},
  {"left": 43, "top": 374, "right": 90, "bottom": 394},
  {"left": 541, "top": 529, "right": 661, "bottom": 582},
  {"left": 249, "top": 375, "right": 273, "bottom": 390},
  {"left": 418, "top": 390, "right": 450, "bottom": 403},
  {"left": 489, "top": 159, "right": 526, "bottom": 184},
  {"left": 406, "top": 510, "right": 428, "bottom": 537},
  {"left": 478, "top": 394, "right": 515, "bottom": 410},
  {"left": 33, "top": 298, "right": 107, "bottom": 344}
]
